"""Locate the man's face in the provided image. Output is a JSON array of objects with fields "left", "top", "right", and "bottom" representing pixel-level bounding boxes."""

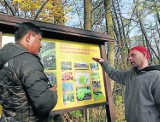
[
  {"left": 128, "top": 50, "right": 145, "bottom": 69},
  {"left": 27, "top": 32, "right": 42, "bottom": 55}
]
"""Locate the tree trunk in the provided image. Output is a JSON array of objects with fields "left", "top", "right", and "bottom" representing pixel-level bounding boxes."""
[
  {"left": 104, "top": 0, "right": 115, "bottom": 92},
  {"left": 84, "top": 0, "right": 92, "bottom": 30},
  {"left": 83, "top": 0, "right": 92, "bottom": 121}
]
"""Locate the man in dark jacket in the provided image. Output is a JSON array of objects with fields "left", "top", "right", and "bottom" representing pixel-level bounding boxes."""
[
  {"left": 93, "top": 46, "right": 160, "bottom": 122},
  {"left": 0, "top": 22, "right": 57, "bottom": 122}
]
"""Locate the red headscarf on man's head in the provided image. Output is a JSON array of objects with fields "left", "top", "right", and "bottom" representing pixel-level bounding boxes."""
[{"left": 130, "top": 46, "right": 150, "bottom": 60}]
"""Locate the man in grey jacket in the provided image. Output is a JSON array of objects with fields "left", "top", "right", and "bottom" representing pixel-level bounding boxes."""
[
  {"left": 93, "top": 46, "right": 160, "bottom": 122},
  {"left": 0, "top": 22, "right": 57, "bottom": 122}
]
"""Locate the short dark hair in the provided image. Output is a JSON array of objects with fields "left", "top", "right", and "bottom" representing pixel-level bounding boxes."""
[{"left": 15, "top": 22, "right": 43, "bottom": 42}]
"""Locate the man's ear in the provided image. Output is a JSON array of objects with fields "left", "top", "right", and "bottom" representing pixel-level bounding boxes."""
[
  {"left": 143, "top": 52, "right": 147, "bottom": 59},
  {"left": 25, "top": 32, "right": 31, "bottom": 42}
]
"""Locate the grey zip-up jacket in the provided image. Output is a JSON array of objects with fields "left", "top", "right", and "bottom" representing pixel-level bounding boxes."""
[
  {"left": 102, "top": 61, "right": 160, "bottom": 122},
  {"left": 0, "top": 43, "right": 57, "bottom": 122}
]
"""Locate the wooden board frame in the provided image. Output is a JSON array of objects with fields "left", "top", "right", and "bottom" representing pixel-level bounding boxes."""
[{"left": 0, "top": 14, "right": 115, "bottom": 122}]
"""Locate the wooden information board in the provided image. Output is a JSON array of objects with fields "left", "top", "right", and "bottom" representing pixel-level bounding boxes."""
[{"left": 0, "top": 14, "right": 115, "bottom": 122}]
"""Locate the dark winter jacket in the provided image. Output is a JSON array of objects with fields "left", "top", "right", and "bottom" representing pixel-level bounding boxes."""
[
  {"left": 0, "top": 43, "right": 57, "bottom": 122},
  {"left": 102, "top": 61, "right": 160, "bottom": 122}
]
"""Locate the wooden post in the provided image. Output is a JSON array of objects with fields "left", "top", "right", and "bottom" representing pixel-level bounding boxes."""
[
  {"left": 0, "top": 32, "right": 2, "bottom": 48},
  {"left": 100, "top": 44, "right": 115, "bottom": 122},
  {"left": 0, "top": 32, "right": 2, "bottom": 117}
]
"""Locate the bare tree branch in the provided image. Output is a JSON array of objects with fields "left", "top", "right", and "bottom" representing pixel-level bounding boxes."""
[
  {"left": 34, "top": 0, "right": 49, "bottom": 20},
  {"left": 91, "top": 0, "right": 103, "bottom": 13},
  {"left": 4, "top": 0, "right": 15, "bottom": 15}
]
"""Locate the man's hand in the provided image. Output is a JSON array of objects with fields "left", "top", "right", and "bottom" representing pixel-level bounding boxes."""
[
  {"left": 92, "top": 57, "right": 104, "bottom": 64},
  {"left": 50, "top": 85, "right": 57, "bottom": 92}
]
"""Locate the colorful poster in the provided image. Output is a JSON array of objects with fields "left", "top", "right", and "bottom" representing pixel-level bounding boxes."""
[
  {"left": 39, "top": 38, "right": 107, "bottom": 111},
  {"left": 1, "top": 34, "right": 106, "bottom": 111}
]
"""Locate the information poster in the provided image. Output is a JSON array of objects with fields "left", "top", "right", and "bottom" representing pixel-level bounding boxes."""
[{"left": 39, "top": 38, "right": 107, "bottom": 111}]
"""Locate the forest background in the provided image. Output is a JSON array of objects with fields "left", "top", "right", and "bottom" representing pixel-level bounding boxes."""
[{"left": 0, "top": 0, "right": 160, "bottom": 121}]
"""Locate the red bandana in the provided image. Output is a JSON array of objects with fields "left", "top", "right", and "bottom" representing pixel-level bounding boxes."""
[{"left": 130, "top": 46, "right": 150, "bottom": 60}]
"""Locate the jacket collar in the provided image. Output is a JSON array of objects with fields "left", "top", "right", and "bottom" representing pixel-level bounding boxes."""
[{"left": 133, "top": 65, "right": 160, "bottom": 73}]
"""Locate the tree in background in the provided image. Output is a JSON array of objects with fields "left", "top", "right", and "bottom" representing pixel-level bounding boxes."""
[
  {"left": 0, "top": 0, "right": 68, "bottom": 25},
  {"left": 84, "top": 0, "right": 92, "bottom": 30}
]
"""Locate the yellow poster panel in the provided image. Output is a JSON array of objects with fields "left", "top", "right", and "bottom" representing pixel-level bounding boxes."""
[{"left": 40, "top": 38, "right": 107, "bottom": 111}]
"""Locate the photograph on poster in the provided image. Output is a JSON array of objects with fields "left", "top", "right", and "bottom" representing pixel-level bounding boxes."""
[
  {"left": 63, "top": 93, "right": 74, "bottom": 104},
  {"left": 92, "top": 81, "right": 101, "bottom": 89},
  {"left": 90, "top": 62, "right": 99, "bottom": 70},
  {"left": 93, "top": 90, "right": 103, "bottom": 99},
  {"left": 91, "top": 72, "right": 100, "bottom": 80},
  {"left": 61, "top": 62, "right": 72, "bottom": 70},
  {"left": 75, "top": 72, "right": 90, "bottom": 85},
  {"left": 74, "top": 62, "right": 89, "bottom": 70},
  {"left": 45, "top": 72, "right": 57, "bottom": 87},
  {"left": 62, "top": 82, "right": 74, "bottom": 92},
  {"left": 62, "top": 72, "right": 73, "bottom": 81},
  {"left": 76, "top": 86, "right": 92, "bottom": 101},
  {"left": 40, "top": 42, "right": 56, "bottom": 70}
]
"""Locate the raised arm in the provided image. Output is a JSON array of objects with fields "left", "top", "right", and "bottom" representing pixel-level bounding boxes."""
[{"left": 92, "top": 57, "right": 130, "bottom": 85}]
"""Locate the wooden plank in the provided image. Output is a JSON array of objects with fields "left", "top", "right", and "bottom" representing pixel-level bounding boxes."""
[
  {"left": 0, "top": 14, "right": 114, "bottom": 42},
  {"left": 0, "top": 14, "right": 115, "bottom": 121},
  {"left": 100, "top": 44, "right": 115, "bottom": 122},
  {"left": 0, "top": 32, "right": 2, "bottom": 48}
]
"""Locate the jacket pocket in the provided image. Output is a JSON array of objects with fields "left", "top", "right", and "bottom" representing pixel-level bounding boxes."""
[{"left": 135, "top": 105, "right": 151, "bottom": 122}]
